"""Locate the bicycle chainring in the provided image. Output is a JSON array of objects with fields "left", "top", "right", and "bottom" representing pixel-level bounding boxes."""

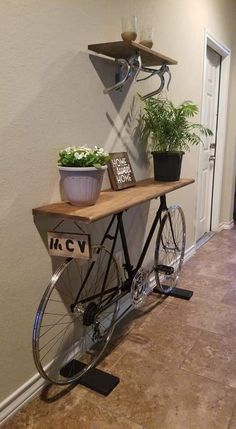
[{"left": 130, "top": 268, "right": 149, "bottom": 308}]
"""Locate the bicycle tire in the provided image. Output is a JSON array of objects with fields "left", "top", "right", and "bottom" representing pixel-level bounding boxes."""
[
  {"left": 32, "top": 245, "right": 121, "bottom": 385},
  {"left": 154, "top": 205, "right": 186, "bottom": 294}
]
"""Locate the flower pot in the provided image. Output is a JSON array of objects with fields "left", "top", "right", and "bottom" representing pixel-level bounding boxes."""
[
  {"left": 152, "top": 151, "right": 184, "bottom": 182},
  {"left": 58, "top": 166, "right": 107, "bottom": 207}
]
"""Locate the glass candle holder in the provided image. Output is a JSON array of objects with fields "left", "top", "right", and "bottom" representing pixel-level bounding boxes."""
[
  {"left": 139, "top": 27, "right": 154, "bottom": 49},
  {"left": 121, "top": 15, "right": 137, "bottom": 42}
]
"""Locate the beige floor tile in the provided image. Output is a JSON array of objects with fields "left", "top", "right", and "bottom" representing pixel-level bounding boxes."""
[
  {"left": 108, "top": 315, "right": 202, "bottom": 368},
  {"left": 222, "top": 288, "right": 236, "bottom": 307},
  {"left": 1, "top": 384, "right": 87, "bottom": 429},
  {"left": 193, "top": 230, "right": 236, "bottom": 257},
  {"left": 2, "top": 394, "right": 144, "bottom": 429},
  {"left": 111, "top": 294, "right": 169, "bottom": 345},
  {"left": 228, "top": 405, "right": 236, "bottom": 429},
  {"left": 98, "top": 295, "right": 169, "bottom": 371},
  {"left": 156, "top": 296, "right": 236, "bottom": 338},
  {"left": 85, "top": 351, "right": 236, "bottom": 429},
  {"left": 183, "top": 255, "right": 236, "bottom": 281},
  {"left": 178, "top": 272, "right": 232, "bottom": 301},
  {"left": 182, "top": 230, "right": 236, "bottom": 280},
  {"left": 181, "top": 331, "right": 236, "bottom": 388}
]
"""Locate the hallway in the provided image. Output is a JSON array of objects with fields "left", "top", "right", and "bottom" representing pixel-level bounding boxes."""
[{"left": 3, "top": 229, "right": 236, "bottom": 429}]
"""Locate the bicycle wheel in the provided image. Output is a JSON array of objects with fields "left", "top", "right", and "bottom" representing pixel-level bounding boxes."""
[
  {"left": 154, "top": 205, "right": 186, "bottom": 294},
  {"left": 33, "top": 245, "right": 121, "bottom": 385}
]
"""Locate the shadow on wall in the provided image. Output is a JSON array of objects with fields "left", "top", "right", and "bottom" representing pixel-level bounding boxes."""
[
  {"left": 89, "top": 53, "right": 151, "bottom": 177},
  {"left": 2, "top": 51, "right": 113, "bottom": 214},
  {"left": 1, "top": 49, "right": 150, "bottom": 220},
  {"left": 89, "top": 53, "right": 133, "bottom": 112},
  {"left": 1, "top": 47, "right": 153, "bottom": 295},
  {"left": 106, "top": 102, "right": 149, "bottom": 170}
]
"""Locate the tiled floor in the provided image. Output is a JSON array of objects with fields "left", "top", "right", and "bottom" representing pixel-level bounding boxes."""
[{"left": 2, "top": 229, "right": 236, "bottom": 429}]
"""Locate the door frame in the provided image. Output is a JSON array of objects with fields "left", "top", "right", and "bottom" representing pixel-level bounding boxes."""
[{"left": 196, "top": 30, "right": 231, "bottom": 241}]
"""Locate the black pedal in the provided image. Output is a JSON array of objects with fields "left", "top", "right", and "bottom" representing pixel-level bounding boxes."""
[{"left": 155, "top": 264, "right": 174, "bottom": 275}]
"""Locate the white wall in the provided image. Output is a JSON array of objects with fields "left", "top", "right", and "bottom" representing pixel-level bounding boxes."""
[
  {"left": 1, "top": 0, "right": 236, "bottom": 407},
  {"left": 220, "top": 32, "right": 236, "bottom": 224}
]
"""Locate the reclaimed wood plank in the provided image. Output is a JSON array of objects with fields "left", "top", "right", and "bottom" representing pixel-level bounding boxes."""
[
  {"left": 88, "top": 41, "right": 177, "bottom": 67},
  {"left": 32, "top": 178, "right": 194, "bottom": 224}
]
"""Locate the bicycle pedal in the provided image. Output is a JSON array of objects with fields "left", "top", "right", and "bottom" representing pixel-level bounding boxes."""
[{"left": 155, "top": 264, "right": 174, "bottom": 275}]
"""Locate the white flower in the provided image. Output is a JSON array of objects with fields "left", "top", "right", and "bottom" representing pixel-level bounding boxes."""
[
  {"left": 80, "top": 146, "right": 90, "bottom": 152},
  {"left": 63, "top": 146, "right": 76, "bottom": 154},
  {"left": 74, "top": 152, "right": 84, "bottom": 160},
  {"left": 59, "top": 144, "right": 109, "bottom": 167}
]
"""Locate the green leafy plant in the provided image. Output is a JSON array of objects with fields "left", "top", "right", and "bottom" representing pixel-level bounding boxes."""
[
  {"left": 142, "top": 97, "right": 213, "bottom": 152},
  {"left": 58, "top": 146, "right": 110, "bottom": 168}
]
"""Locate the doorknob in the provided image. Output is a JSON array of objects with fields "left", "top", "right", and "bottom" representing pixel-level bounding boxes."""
[{"left": 209, "top": 155, "right": 216, "bottom": 161}]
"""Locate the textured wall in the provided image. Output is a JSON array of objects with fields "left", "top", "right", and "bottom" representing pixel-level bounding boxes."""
[{"left": 0, "top": 0, "right": 236, "bottom": 404}]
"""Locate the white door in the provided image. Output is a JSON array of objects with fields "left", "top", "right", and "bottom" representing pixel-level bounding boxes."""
[{"left": 196, "top": 46, "right": 221, "bottom": 241}]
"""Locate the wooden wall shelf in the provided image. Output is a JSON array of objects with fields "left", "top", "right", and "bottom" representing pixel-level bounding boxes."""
[
  {"left": 88, "top": 41, "right": 177, "bottom": 67},
  {"left": 33, "top": 178, "right": 194, "bottom": 224}
]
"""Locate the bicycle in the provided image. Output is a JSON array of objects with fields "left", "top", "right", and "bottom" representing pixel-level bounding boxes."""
[{"left": 32, "top": 194, "right": 186, "bottom": 385}]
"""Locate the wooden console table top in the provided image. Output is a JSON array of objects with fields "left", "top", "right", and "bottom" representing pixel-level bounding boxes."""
[{"left": 32, "top": 178, "right": 194, "bottom": 224}]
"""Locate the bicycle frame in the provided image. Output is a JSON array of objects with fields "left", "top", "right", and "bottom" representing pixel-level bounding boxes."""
[
  {"left": 105, "top": 195, "right": 167, "bottom": 277},
  {"left": 72, "top": 194, "right": 168, "bottom": 310},
  {"left": 33, "top": 182, "right": 191, "bottom": 386}
]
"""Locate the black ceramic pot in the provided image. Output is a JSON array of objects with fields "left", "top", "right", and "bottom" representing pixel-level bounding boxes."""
[{"left": 152, "top": 151, "right": 184, "bottom": 181}]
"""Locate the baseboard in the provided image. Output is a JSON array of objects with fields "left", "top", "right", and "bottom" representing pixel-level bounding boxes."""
[
  {"left": 184, "top": 244, "right": 196, "bottom": 262},
  {"left": 0, "top": 243, "right": 196, "bottom": 425},
  {"left": 217, "top": 219, "right": 234, "bottom": 231},
  {"left": 0, "top": 372, "right": 46, "bottom": 425},
  {"left": 196, "top": 231, "right": 215, "bottom": 250}
]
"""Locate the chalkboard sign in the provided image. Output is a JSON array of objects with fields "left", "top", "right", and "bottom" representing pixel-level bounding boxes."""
[{"left": 107, "top": 152, "right": 136, "bottom": 190}]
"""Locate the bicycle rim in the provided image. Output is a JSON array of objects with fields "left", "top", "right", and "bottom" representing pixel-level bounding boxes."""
[
  {"left": 154, "top": 205, "right": 186, "bottom": 294},
  {"left": 32, "top": 246, "right": 121, "bottom": 385}
]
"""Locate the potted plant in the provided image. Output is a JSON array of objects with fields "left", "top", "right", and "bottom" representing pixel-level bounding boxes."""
[
  {"left": 141, "top": 97, "right": 213, "bottom": 181},
  {"left": 58, "top": 146, "right": 110, "bottom": 206}
]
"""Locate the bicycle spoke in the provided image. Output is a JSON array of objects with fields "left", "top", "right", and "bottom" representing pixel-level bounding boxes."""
[
  {"left": 155, "top": 206, "right": 185, "bottom": 294},
  {"left": 33, "top": 246, "right": 120, "bottom": 385},
  {"left": 40, "top": 318, "right": 73, "bottom": 339}
]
